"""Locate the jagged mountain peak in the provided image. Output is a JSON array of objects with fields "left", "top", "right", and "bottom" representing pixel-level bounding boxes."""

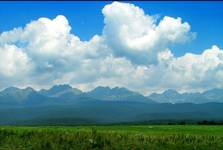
[
  {"left": 2, "top": 86, "right": 20, "bottom": 93},
  {"left": 23, "top": 87, "right": 35, "bottom": 92},
  {"left": 1, "top": 86, "right": 36, "bottom": 94},
  {"left": 149, "top": 88, "right": 223, "bottom": 104},
  {"left": 90, "top": 86, "right": 134, "bottom": 95},
  {"left": 86, "top": 86, "right": 154, "bottom": 103},
  {"left": 50, "top": 84, "right": 73, "bottom": 91},
  {"left": 93, "top": 86, "right": 111, "bottom": 91},
  {"left": 40, "top": 84, "right": 82, "bottom": 97},
  {"left": 162, "top": 89, "right": 179, "bottom": 96}
]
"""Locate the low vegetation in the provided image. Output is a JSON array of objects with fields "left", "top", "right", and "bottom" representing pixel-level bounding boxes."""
[{"left": 0, "top": 125, "right": 223, "bottom": 150}]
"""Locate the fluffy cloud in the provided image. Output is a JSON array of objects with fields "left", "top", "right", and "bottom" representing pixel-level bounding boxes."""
[
  {"left": 162, "top": 46, "right": 223, "bottom": 91},
  {"left": 102, "top": 2, "right": 194, "bottom": 64},
  {"left": 0, "top": 15, "right": 109, "bottom": 86},
  {"left": 0, "top": 44, "right": 32, "bottom": 88},
  {"left": 0, "top": 2, "right": 222, "bottom": 95},
  {"left": 0, "top": 44, "right": 31, "bottom": 77}
]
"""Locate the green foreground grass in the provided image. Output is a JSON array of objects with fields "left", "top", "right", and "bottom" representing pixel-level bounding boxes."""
[{"left": 0, "top": 125, "right": 223, "bottom": 150}]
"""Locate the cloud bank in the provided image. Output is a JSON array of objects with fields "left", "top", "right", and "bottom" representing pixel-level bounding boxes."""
[{"left": 0, "top": 2, "right": 222, "bottom": 95}]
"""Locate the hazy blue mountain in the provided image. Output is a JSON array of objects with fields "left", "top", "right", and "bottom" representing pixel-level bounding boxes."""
[
  {"left": 0, "top": 102, "right": 223, "bottom": 125},
  {"left": 0, "top": 87, "right": 47, "bottom": 105},
  {"left": 40, "top": 84, "right": 82, "bottom": 98},
  {"left": 85, "top": 86, "right": 155, "bottom": 103},
  {"left": 203, "top": 88, "right": 223, "bottom": 100},
  {"left": 148, "top": 88, "right": 223, "bottom": 104},
  {"left": 0, "top": 85, "right": 223, "bottom": 125},
  {"left": 0, "top": 87, "right": 34, "bottom": 102},
  {"left": 149, "top": 89, "right": 183, "bottom": 103},
  {"left": 1, "top": 85, "right": 223, "bottom": 105}
]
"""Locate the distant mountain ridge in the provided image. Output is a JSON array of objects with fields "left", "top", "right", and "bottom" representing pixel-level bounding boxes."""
[
  {"left": 148, "top": 89, "right": 223, "bottom": 104},
  {"left": 1, "top": 85, "right": 223, "bottom": 105},
  {"left": 0, "top": 86, "right": 47, "bottom": 105},
  {"left": 40, "top": 84, "right": 82, "bottom": 98},
  {"left": 0, "top": 84, "right": 154, "bottom": 105},
  {"left": 1, "top": 85, "right": 223, "bottom": 125},
  {"left": 85, "top": 86, "right": 153, "bottom": 103}
]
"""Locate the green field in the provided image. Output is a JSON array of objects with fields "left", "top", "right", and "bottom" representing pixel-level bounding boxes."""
[{"left": 0, "top": 125, "right": 223, "bottom": 150}]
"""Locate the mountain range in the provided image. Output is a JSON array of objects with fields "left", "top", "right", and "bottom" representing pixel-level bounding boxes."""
[
  {"left": 0, "top": 84, "right": 155, "bottom": 105},
  {"left": 148, "top": 89, "right": 223, "bottom": 104},
  {"left": 0, "top": 84, "right": 223, "bottom": 125},
  {"left": 1, "top": 85, "right": 223, "bottom": 105}
]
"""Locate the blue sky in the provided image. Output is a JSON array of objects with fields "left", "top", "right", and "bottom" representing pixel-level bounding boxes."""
[
  {"left": 0, "top": 1, "right": 223, "bottom": 94},
  {"left": 0, "top": 1, "right": 223, "bottom": 56}
]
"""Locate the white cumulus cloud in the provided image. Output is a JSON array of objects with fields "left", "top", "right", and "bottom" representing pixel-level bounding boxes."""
[
  {"left": 102, "top": 1, "right": 194, "bottom": 64},
  {"left": 0, "top": 2, "right": 222, "bottom": 95}
]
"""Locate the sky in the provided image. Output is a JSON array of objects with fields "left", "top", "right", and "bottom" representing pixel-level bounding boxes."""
[{"left": 0, "top": 1, "right": 223, "bottom": 95}]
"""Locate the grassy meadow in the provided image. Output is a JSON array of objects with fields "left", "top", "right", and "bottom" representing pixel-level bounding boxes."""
[{"left": 0, "top": 125, "right": 223, "bottom": 150}]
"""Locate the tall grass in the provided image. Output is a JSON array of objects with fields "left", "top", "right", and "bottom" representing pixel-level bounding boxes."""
[{"left": 0, "top": 126, "right": 223, "bottom": 150}]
